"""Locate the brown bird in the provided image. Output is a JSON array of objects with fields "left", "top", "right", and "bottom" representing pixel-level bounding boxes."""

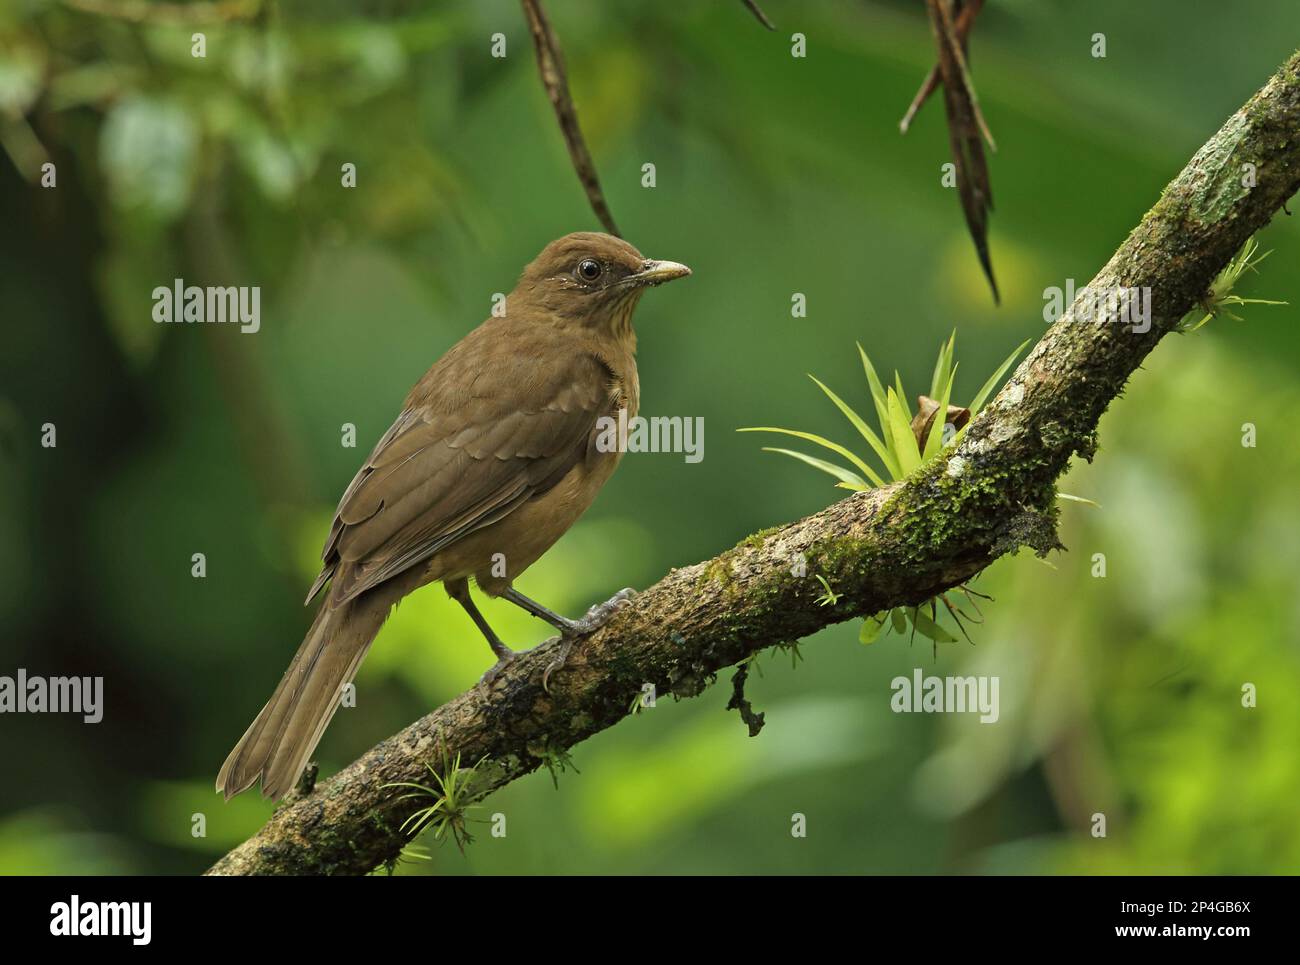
[{"left": 216, "top": 232, "right": 690, "bottom": 800}]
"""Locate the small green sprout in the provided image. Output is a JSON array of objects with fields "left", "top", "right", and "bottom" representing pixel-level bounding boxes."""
[
  {"left": 538, "top": 741, "right": 579, "bottom": 789},
  {"left": 381, "top": 743, "right": 484, "bottom": 854},
  {"left": 772, "top": 641, "right": 804, "bottom": 669},
  {"left": 741, "top": 654, "right": 767, "bottom": 680},
  {"left": 813, "top": 574, "right": 841, "bottom": 606},
  {"left": 740, "top": 331, "right": 1026, "bottom": 493},
  {"left": 1180, "top": 236, "right": 1285, "bottom": 332},
  {"left": 626, "top": 688, "right": 649, "bottom": 715},
  {"left": 374, "top": 844, "right": 431, "bottom": 875}
]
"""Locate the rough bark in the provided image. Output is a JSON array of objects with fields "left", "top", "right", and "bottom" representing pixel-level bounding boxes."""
[{"left": 207, "top": 51, "right": 1300, "bottom": 876}]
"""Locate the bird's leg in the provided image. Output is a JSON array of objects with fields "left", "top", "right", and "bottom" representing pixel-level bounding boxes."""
[
  {"left": 501, "top": 586, "right": 637, "bottom": 691},
  {"left": 502, "top": 586, "right": 636, "bottom": 636},
  {"left": 447, "top": 578, "right": 516, "bottom": 685}
]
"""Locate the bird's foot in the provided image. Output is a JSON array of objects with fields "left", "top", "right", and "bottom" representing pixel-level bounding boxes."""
[
  {"left": 541, "top": 637, "right": 573, "bottom": 695},
  {"left": 478, "top": 650, "right": 517, "bottom": 689},
  {"left": 561, "top": 587, "right": 637, "bottom": 636},
  {"left": 539, "top": 588, "right": 636, "bottom": 693}
]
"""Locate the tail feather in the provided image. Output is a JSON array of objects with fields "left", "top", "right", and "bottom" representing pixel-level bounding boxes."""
[{"left": 216, "top": 594, "right": 388, "bottom": 801}]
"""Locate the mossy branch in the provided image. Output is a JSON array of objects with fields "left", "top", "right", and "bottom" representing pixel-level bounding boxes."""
[{"left": 207, "top": 51, "right": 1300, "bottom": 876}]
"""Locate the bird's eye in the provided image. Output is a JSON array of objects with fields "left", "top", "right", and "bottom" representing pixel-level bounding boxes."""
[{"left": 577, "top": 259, "right": 602, "bottom": 282}]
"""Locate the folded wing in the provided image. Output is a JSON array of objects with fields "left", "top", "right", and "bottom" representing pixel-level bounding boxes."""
[{"left": 307, "top": 333, "right": 615, "bottom": 607}]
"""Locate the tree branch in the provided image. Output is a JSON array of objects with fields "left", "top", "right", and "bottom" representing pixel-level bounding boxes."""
[{"left": 207, "top": 51, "right": 1300, "bottom": 876}]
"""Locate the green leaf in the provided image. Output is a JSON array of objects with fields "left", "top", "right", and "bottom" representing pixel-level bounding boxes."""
[
  {"left": 928, "top": 338, "right": 946, "bottom": 401},
  {"left": 741, "top": 426, "right": 887, "bottom": 487},
  {"left": 100, "top": 95, "right": 199, "bottom": 220},
  {"left": 808, "top": 375, "right": 898, "bottom": 479},
  {"left": 1056, "top": 492, "right": 1101, "bottom": 508},
  {"left": 857, "top": 342, "right": 891, "bottom": 436},
  {"left": 232, "top": 120, "right": 307, "bottom": 202},
  {"left": 859, "top": 613, "right": 888, "bottom": 645},
  {"left": 908, "top": 607, "right": 957, "bottom": 643},
  {"left": 922, "top": 362, "right": 958, "bottom": 462},
  {"left": 885, "top": 388, "right": 920, "bottom": 476},
  {"left": 968, "top": 339, "right": 1030, "bottom": 414},
  {"left": 929, "top": 331, "right": 956, "bottom": 399},
  {"left": 890, "top": 608, "right": 907, "bottom": 633},
  {"left": 759, "top": 447, "right": 871, "bottom": 490},
  {"left": 0, "top": 45, "right": 44, "bottom": 116}
]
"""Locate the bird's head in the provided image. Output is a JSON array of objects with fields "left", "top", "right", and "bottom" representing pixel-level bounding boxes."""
[{"left": 511, "top": 231, "right": 691, "bottom": 336}]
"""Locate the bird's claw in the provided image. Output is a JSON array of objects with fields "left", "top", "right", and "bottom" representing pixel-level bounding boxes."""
[
  {"left": 563, "top": 587, "right": 637, "bottom": 637},
  {"left": 478, "top": 652, "right": 515, "bottom": 689},
  {"left": 542, "top": 588, "right": 636, "bottom": 693},
  {"left": 541, "top": 637, "right": 574, "bottom": 695}
]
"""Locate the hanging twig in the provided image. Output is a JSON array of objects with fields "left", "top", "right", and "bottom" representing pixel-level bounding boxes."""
[
  {"left": 727, "top": 661, "right": 767, "bottom": 736},
  {"left": 740, "top": 0, "right": 776, "bottom": 31},
  {"left": 520, "top": 0, "right": 621, "bottom": 236},
  {"left": 932, "top": 0, "right": 995, "bottom": 150},
  {"left": 924, "top": 0, "right": 998, "bottom": 302},
  {"left": 900, "top": 0, "right": 984, "bottom": 134}
]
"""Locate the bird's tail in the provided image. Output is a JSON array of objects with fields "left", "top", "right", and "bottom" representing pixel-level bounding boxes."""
[{"left": 216, "top": 594, "right": 387, "bottom": 801}]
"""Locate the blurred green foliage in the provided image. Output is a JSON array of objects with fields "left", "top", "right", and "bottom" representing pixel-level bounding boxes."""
[{"left": 1, "top": 0, "right": 1297, "bottom": 874}]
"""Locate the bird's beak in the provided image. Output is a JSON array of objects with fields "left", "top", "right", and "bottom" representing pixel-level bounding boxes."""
[{"left": 626, "top": 259, "right": 692, "bottom": 288}]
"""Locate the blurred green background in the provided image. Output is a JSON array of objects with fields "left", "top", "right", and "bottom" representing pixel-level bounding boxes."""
[{"left": 1, "top": 0, "right": 1298, "bottom": 875}]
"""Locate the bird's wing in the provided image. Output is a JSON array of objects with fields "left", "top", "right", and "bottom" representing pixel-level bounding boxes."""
[{"left": 307, "top": 341, "right": 616, "bottom": 607}]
